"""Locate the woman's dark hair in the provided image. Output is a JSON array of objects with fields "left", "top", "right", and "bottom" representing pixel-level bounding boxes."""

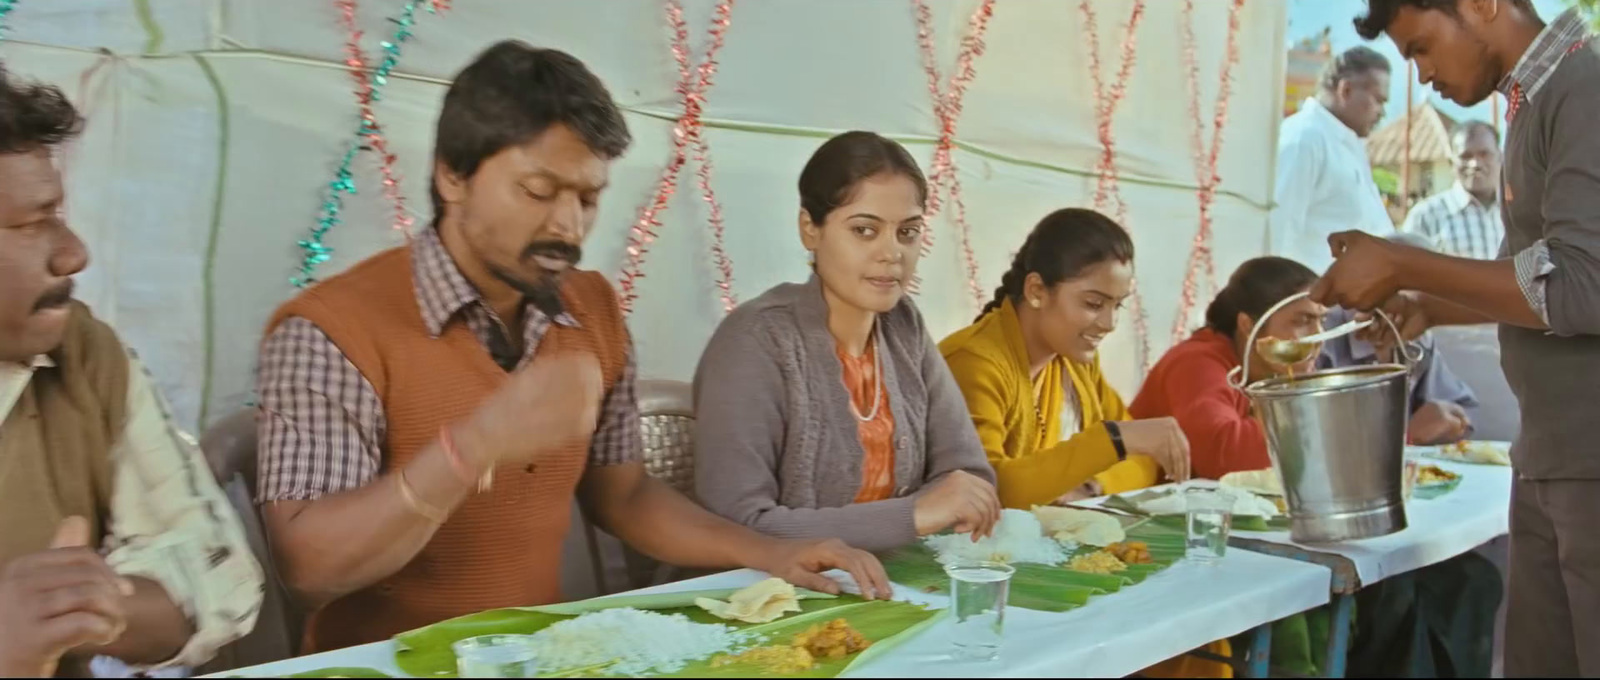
[
  {"left": 431, "top": 41, "right": 631, "bottom": 227},
  {"left": 978, "top": 208, "right": 1133, "bottom": 321},
  {"left": 798, "top": 131, "right": 928, "bottom": 225},
  {"left": 0, "top": 64, "right": 83, "bottom": 154},
  {"left": 1204, "top": 257, "right": 1319, "bottom": 338}
]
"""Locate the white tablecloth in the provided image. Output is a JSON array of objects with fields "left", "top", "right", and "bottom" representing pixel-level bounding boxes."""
[
  {"left": 1231, "top": 459, "right": 1512, "bottom": 586},
  {"left": 219, "top": 553, "right": 1332, "bottom": 679}
]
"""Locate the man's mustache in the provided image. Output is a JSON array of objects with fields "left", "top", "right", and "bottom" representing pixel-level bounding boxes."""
[
  {"left": 521, "top": 241, "right": 582, "bottom": 267},
  {"left": 33, "top": 280, "right": 74, "bottom": 312}
]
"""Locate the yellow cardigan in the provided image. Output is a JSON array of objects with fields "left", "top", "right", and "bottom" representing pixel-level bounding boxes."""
[
  {"left": 939, "top": 299, "right": 1160, "bottom": 510},
  {"left": 940, "top": 300, "right": 1231, "bottom": 679}
]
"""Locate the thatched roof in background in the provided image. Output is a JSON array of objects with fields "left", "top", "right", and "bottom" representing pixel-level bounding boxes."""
[{"left": 1367, "top": 103, "right": 1459, "bottom": 166}]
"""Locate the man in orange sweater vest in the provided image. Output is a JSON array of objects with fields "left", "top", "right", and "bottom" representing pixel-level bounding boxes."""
[{"left": 255, "top": 41, "right": 890, "bottom": 652}]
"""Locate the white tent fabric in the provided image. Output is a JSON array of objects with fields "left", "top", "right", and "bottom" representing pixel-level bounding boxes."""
[{"left": 1, "top": 0, "right": 1288, "bottom": 432}]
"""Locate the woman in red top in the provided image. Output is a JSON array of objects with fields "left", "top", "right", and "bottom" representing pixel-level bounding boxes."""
[{"left": 1130, "top": 257, "right": 1322, "bottom": 480}]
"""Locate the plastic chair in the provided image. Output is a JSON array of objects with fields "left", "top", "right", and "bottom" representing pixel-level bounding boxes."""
[
  {"left": 193, "top": 410, "right": 302, "bottom": 673},
  {"left": 583, "top": 380, "right": 700, "bottom": 593}
]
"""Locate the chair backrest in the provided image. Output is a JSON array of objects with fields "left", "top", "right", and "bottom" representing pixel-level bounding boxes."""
[
  {"left": 193, "top": 410, "right": 302, "bottom": 674},
  {"left": 580, "top": 380, "right": 700, "bottom": 594},
  {"left": 1430, "top": 325, "right": 1520, "bottom": 442},
  {"left": 638, "top": 379, "right": 697, "bottom": 497}
]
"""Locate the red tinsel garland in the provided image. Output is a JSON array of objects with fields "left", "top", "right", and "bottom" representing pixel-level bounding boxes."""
[
  {"left": 336, "top": 0, "right": 412, "bottom": 237},
  {"left": 1079, "top": 0, "right": 1151, "bottom": 374},
  {"left": 1170, "top": 0, "right": 1247, "bottom": 345},
  {"left": 618, "top": 0, "right": 738, "bottom": 316},
  {"left": 910, "top": 0, "right": 995, "bottom": 309}
]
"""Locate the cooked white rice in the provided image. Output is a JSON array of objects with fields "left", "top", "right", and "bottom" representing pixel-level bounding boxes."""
[
  {"left": 524, "top": 607, "right": 754, "bottom": 676},
  {"left": 923, "top": 508, "right": 1076, "bottom": 566}
]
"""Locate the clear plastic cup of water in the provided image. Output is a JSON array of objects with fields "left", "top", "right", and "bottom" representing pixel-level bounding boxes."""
[
  {"left": 1184, "top": 483, "right": 1234, "bottom": 565},
  {"left": 453, "top": 634, "right": 539, "bottom": 678},
  {"left": 944, "top": 560, "right": 1014, "bottom": 661}
]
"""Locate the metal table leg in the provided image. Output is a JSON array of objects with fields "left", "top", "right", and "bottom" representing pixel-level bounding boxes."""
[
  {"left": 1323, "top": 593, "right": 1355, "bottom": 678},
  {"left": 1247, "top": 622, "right": 1273, "bottom": 678}
]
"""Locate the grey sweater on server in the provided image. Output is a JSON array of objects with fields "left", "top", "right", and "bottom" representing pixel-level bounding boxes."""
[
  {"left": 1500, "top": 38, "right": 1600, "bottom": 478},
  {"left": 691, "top": 277, "right": 996, "bottom": 552}
]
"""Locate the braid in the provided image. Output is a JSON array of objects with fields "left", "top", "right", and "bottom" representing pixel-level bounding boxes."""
[{"left": 977, "top": 247, "right": 1030, "bottom": 322}]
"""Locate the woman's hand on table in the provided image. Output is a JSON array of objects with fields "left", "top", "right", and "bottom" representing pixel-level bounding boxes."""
[
  {"left": 912, "top": 470, "right": 1002, "bottom": 540},
  {"left": 754, "top": 538, "right": 893, "bottom": 601},
  {"left": 1115, "top": 418, "right": 1192, "bottom": 483},
  {"left": 1409, "top": 400, "right": 1471, "bottom": 445}
]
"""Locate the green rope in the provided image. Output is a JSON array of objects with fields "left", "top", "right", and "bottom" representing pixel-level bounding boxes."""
[
  {"left": 619, "top": 107, "right": 1275, "bottom": 211},
  {"left": 131, "top": 0, "right": 165, "bottom": 55},
  {"left": 193, "top": 54, "right": 230, "bottom": 430}
]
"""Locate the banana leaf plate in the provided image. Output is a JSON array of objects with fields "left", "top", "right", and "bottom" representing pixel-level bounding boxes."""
[
  {"left": 374, "top": 587, "right": 941, "bottom": 678},
  {"left": 1103, "top": 489, "right": 1293, "bottom": 532},
  {"left": 880, "top": 518, "right": 1186, "bottom": 613},
  {"left": 1412, "top": 476, "right": 1463, "bottom": 500}
]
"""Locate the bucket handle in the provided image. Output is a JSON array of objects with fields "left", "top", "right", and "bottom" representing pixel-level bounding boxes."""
[{"left": 1226, "top": 291, "right": 1421, "bottom": 391}]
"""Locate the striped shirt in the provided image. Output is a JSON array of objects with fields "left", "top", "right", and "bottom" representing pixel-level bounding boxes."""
[
  {"left": 1500, "top": 8, "right": 1592, "bottom": 323},
  {"left": 255, "top": 227, "right": 642, "bottom": 503},
  {"left": 1402, "top": 184, "right": 1505, "bottom": 260}
]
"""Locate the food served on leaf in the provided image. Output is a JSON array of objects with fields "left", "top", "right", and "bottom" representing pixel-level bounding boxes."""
[
  {"left": 1219, "top": 468, "right": 1284, "bottom": 497},
  {"left": 1105, "top": 541, "right": 1153, "bottom": 565},
  {"left": 1442, "top": 440, "right": 1512, "bottom": 466},
  {"left": 711, "top": 645, "right": 816, "bottom": 674},
  {"left": 519, "top": 607, "right": 751, "bottom": 676},
  {"left": 794, "top": 619, "right": 872, "bottom": 659},
  {"left": 694, "top": 577, "right": 801, "bottom": 623},
  {"left": 924, "top": 508, "right": 1075, "bottom": 566},
  {"left": 1416, "top": 464, "right": 1460, "bottom": 486},
  {"left": 1137, "top": 488, "right": 1281, "bottom": 518},
  {"left": 1030, "top": 505, "right": 1127, "bottom": 547},
  {"left": 708, "top": 619, "right": 871, "bottom": 674},
  {"left": 1067, "top": 550, "right": 1127, "bottom": 575}
]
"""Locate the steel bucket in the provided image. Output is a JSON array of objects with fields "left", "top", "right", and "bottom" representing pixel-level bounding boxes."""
[{"left": 1227, "top": 292, "right": 1420, "bottom": 543}]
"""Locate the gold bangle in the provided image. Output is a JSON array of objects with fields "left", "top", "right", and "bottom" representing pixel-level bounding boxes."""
[{"left": 395, "top": 469, "right": 449, "bottom": 524}]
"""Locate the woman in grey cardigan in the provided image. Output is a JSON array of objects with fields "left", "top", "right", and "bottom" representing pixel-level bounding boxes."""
[{"left": 692, "top": 131, "right": 1001, "bottom": 553}]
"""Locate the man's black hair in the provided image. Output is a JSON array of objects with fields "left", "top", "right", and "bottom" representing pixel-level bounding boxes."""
[
  {"left": 0, "top": 64, "right": 83, "bottom": 154},
  {"left": 430, "top": 41, "right": 631, "bottom": 226},
  {"left": 1354, "top": 0, "right": 1538, "bottom": 40},
  {"left": 1318, "top": 45, "right": 1393, "bottom": 93}
]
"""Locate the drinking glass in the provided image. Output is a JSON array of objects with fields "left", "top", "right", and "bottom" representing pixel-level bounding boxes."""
[
  {"left": 944, "top": 560, "right": 1015, "bottom": 661},
  {"left": 453, "top": 634, "right": 539, "bottom": 678},
  {"left": 1184, "top": 482, "right": 1234, "bottom": 565}
]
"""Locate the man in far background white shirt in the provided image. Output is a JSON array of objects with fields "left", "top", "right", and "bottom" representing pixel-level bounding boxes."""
[
  {"left": 1269, "top": 46, "right": 1395, "bottom": 272},
  {"left": 1401, "top": 120, "right": 1505, "bottom": 260}
]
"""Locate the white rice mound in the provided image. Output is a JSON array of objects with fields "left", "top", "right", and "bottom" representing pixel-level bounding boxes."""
[
  {"left": 524, "top": 607, "right": 754, "bottom": 676},
  {"left": 923, "top": 508, "right": 1077, "bottom": 566}
]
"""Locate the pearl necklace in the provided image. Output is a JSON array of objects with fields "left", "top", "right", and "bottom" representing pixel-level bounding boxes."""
[{"left": 850, "top": 322, "right": 885, "bottom": 422}]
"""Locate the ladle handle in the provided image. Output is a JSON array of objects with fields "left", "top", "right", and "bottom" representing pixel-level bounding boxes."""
[{"left": 1226, "top": 291, "right": 1421, "bottom": 392}]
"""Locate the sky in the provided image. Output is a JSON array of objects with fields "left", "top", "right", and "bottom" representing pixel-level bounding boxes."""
[{"left": 1286, "top": 0, "right": 1574, "bottom": 125}]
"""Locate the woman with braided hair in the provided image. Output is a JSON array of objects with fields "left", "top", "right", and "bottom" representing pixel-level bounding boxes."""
[
  {"left": 940, "top": 208, "right": 1229, "bottom": 679},
  {"left": 1129, "top": 256, "right": 1325, "bottom": 480},
  {"left": 938, "top": 208, "right": 1191, "bottom": 511}
]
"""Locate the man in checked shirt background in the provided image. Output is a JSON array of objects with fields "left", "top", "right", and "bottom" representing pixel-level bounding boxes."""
[
  {"left": 1401, "top": 120, "right": 1507, "bottom": 260},
  {"left": 1316, "top": 0, "right": 1600, "bottom": 676}
]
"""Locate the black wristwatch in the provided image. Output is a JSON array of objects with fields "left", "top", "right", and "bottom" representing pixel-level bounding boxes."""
[{"left": 1104, "top": 421, "right": 1128, "bottom": 461}]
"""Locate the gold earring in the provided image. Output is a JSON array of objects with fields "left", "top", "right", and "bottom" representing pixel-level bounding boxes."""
[{"left": 1029, "top": 298, "right": 1041, "bottom": 309}]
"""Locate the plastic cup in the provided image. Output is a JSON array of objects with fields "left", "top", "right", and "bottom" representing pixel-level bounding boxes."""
[
  {"left": 944, "top": 560, "right": 1015, "bottom": 661},
  {"left": 453, "top": 634, "right": 539, "bottom": 678}
]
